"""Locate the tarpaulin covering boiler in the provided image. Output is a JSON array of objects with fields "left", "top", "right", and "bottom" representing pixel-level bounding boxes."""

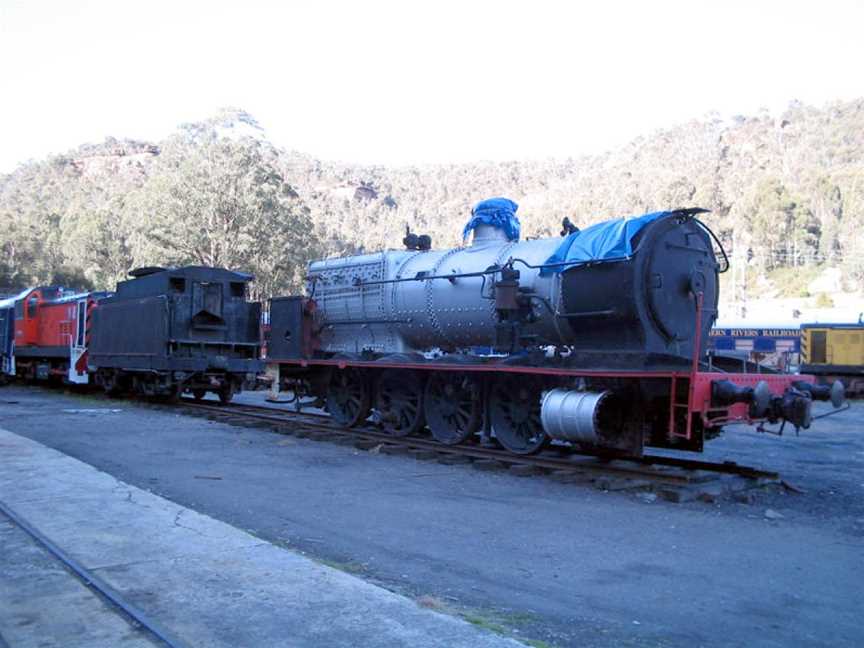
[{"left": 541, "top": 211, "right": 671, "bottom": 275}]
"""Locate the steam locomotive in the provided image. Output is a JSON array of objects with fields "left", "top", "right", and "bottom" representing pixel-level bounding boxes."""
[{"left": 266, "top": 198, "right": 844, "bottom": 456}]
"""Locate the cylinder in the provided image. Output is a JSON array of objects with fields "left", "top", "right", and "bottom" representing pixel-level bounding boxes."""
[{"left": 540, "top": 389, "right": 612, "bottom": 444}]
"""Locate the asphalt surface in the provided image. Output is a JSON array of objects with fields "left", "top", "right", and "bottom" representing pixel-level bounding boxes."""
[{"left": 1, "top": 385, "right": 862, "bottom": 647}]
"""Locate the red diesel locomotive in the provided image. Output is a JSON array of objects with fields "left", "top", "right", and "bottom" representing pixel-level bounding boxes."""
[{"left": 0, "top": 287, "right": 104, "bottom": 385}]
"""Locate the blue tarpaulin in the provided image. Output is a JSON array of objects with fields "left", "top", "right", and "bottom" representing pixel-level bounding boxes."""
[
  {"left": 540, "top": 211, "right": 671, "bottom": 275},
  {"left": 463, "top": 197, "right": 521, "bottom": 242}
]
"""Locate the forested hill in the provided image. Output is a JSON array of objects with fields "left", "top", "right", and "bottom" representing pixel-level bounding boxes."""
[{"left": 1, "top": 99, "right": 863, "bottom": 299}]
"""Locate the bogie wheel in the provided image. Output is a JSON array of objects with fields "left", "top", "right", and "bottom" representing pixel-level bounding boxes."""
[
  {"left": 375, "top": 370, "right": 426, "bottom": 437},
  {"left": 158, "top": 385, "right": 180, "bottom": 404},
  {"left": 192, "top": 389, "right": 207, "bottom": 401},
  {"left": 326, "top": 368, "right": 371, "bottom": 427},
  {"left": 424, "top": 372, "right": 480, "bottom": 445},
  {"left": 218, "top": 382, "right": 235, "bottom": 405},
  {"left": 101, "top": 372, "right": 123, "bottom": 398},
  {"left": 489, "top": 374, "right": 548, "bottom": 455}
]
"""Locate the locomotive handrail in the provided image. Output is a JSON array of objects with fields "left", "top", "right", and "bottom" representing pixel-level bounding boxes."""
[
  {"left": 168, "top": 338, "right": 261, "bottom": 346},
  {"left": 347, "top": 267, "right": 497, "bottom": 287},
  {"left": 344, "top": 254, "right": 636, "bottom": 288},
  {"left": 507, "top": 254, "right": 632, "bottom": 271},
  {"left": 318, "top": 318, "right": 413, "bottom": 326}
]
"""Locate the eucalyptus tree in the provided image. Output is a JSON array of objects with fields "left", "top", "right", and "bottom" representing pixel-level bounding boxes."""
[{"left": 126, "top": 124, "right": 321, "bottom": 299}]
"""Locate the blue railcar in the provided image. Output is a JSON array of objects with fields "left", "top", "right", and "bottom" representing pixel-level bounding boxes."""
[
  {"left": 708, "top": 326, "right": 801, "bottom": 355},
  {"left": 0, "top": 297, "right": 15, "bottom": 381}
]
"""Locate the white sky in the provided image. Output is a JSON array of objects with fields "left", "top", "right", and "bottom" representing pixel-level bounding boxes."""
[{"left": 1, "top": 0, "right": 863, "bottom": 172}]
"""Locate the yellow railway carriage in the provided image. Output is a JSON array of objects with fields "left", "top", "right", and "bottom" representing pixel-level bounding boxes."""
[{"left": 800, "top": 323, "right": 864, "bottom": 395}]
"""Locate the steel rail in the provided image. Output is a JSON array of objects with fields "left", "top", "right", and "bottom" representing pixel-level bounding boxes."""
[{"left": 0, "top": 500, "right": 191, "bottom": 648}]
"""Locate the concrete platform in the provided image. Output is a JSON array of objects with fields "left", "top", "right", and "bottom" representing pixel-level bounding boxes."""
[{"left": 0, "top": 427, "right": 519, "bottom": 648}]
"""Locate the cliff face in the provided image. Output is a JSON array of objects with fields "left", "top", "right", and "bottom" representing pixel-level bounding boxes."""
[{"left": 69, "top": 139, "right": 160, "bottom": 178}]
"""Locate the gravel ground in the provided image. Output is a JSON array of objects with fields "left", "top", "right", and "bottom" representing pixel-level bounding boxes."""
[{"left": 0, "top": 384, "right": 862, "bottom": 648}]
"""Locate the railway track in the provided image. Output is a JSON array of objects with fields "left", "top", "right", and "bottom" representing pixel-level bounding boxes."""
[
  {"left": 174, "top": 398, "right": 782, "bottom": 502},
  {"left": 0, "top": 501, "right": 188, "bottom": 648}
]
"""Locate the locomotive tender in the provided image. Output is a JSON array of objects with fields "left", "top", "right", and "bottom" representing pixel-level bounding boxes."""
[
  {"left": 90, "top": 266, "right": 263, "bottom": 402},
  {"left": 267, "top": 198, "right": 844, "bottom": 455},
  {"left": 0, "top": 266, "right": 263, "bottom": 403}
]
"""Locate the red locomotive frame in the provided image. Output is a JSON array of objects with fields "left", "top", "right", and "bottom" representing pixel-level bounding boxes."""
[
  {"left": 266, "top": 293, "right": 825, "bottom": 452},
  {"left": 270, "top": 358, "right": 814, "bottom": 440}
]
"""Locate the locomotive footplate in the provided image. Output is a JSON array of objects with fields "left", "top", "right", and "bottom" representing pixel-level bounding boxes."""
[{"left": 267, "top": 353, "right": 838, "bottom": 457}]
